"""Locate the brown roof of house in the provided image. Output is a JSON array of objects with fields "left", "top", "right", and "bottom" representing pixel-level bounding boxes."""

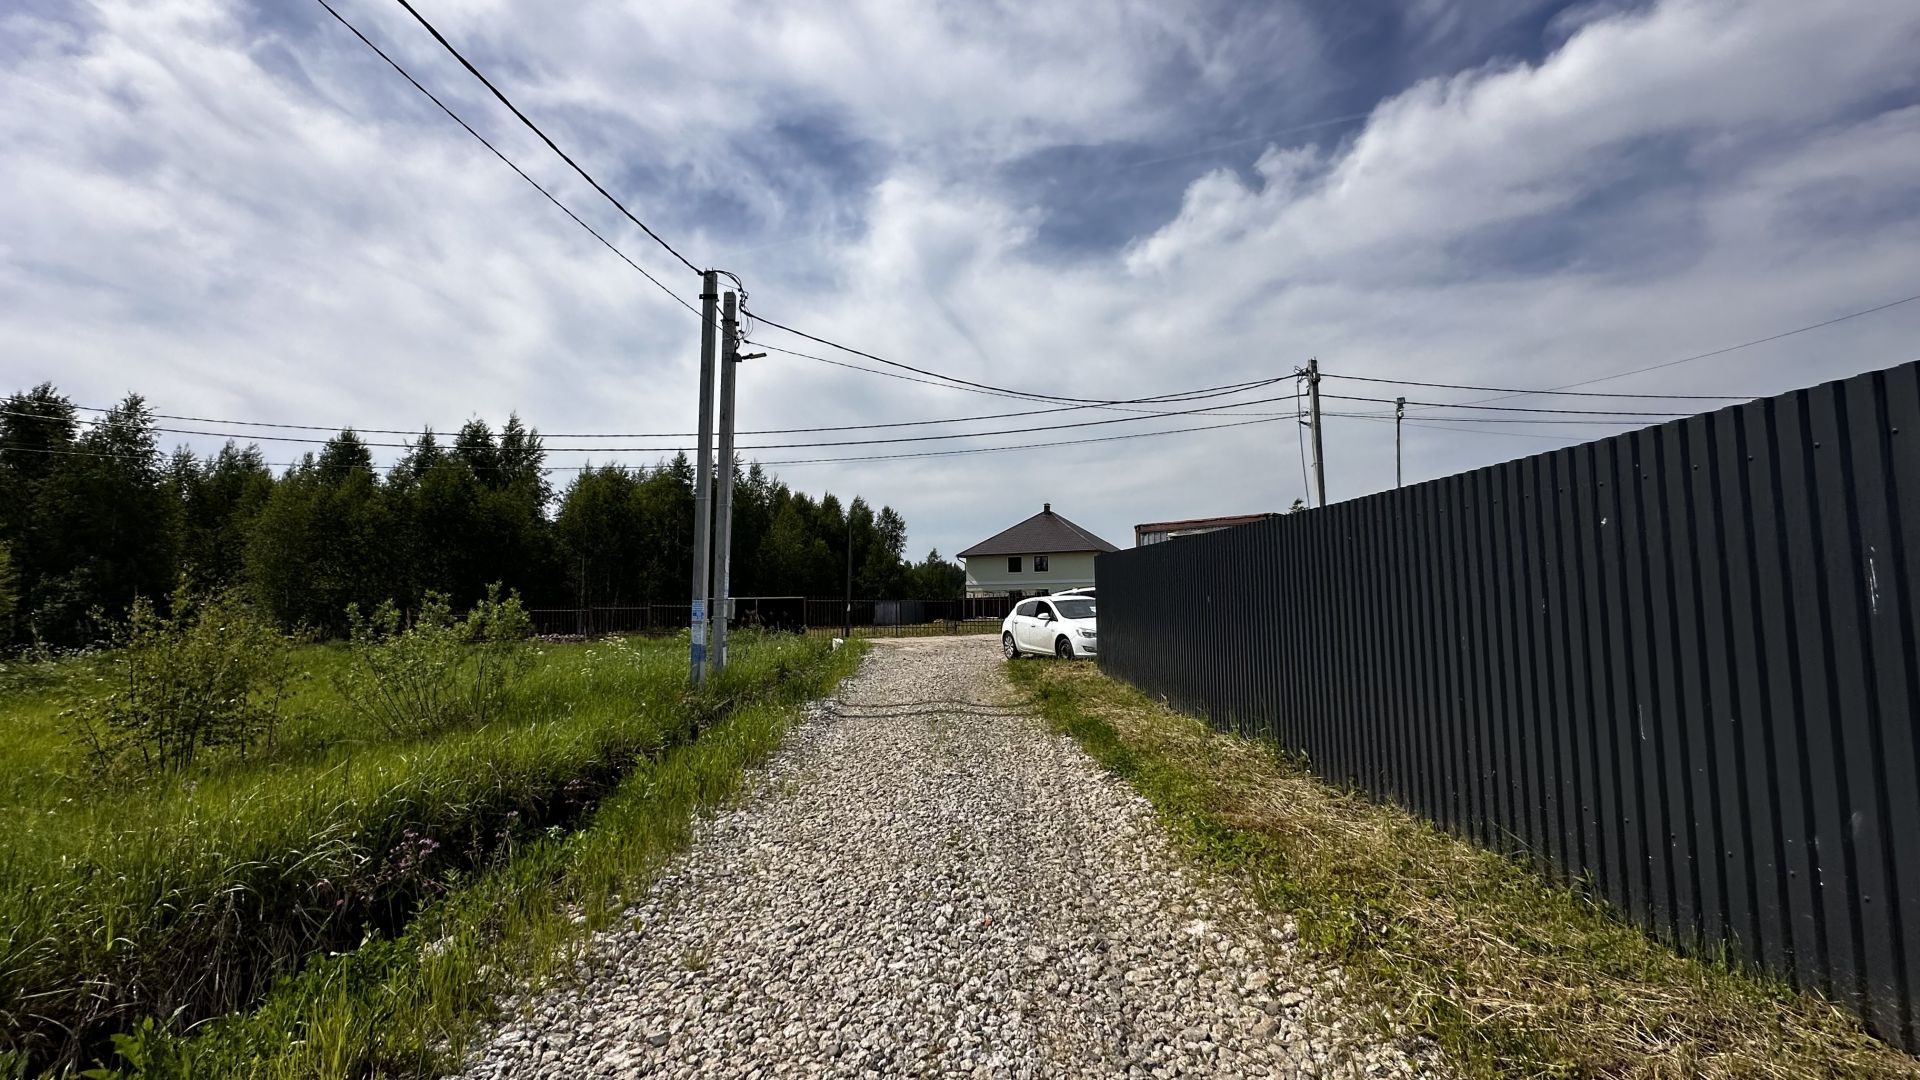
[
  {"left": 1133, "top": 513, "right": 1272, "bottom": 535},
  {"left": 958, "top": 504, "right": 1120, "bottom": 558}
]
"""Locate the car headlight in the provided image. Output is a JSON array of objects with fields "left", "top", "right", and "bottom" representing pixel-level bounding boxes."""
[{"left": 1076, "top": 627, "right": 1095, "bottom": 637}]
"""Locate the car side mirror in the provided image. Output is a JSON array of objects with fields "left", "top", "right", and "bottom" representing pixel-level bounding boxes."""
[{"left": 1038, "top": 612, "right": 1054, "bottom": 621}]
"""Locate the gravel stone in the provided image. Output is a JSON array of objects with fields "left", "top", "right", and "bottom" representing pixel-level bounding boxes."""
[{"left": 453, "top": 637, "right": 1429, "bottom": 1078}]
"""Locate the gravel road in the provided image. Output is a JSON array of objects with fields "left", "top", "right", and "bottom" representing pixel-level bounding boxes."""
[{"left": 456, "top": 637, "right": 1421, "bottom": 1079}]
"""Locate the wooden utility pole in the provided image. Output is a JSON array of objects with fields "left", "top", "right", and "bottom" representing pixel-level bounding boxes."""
[
  {"left": 688, "top": 271, "right": 718, "bottom": 685},
  {"left": 1307, "top": 356, "right": 1327, "bottom": 507}
]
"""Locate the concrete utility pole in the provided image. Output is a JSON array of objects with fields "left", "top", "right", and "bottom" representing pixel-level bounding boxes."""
[
  {"left": 1395, "top": 395, "right": 1406, "bottom": 489},
  {"left": 844, "top": 512, "right": 853, "bottom": 641},
  {"left": 688, "top": 271, "right": 718, "bottom": 686},
  {"left": 712, "top": 291, "right": 741, "bottom": 673},
  {"left": 1307, "top": 356, "right": 1327, "bottom": 508}
]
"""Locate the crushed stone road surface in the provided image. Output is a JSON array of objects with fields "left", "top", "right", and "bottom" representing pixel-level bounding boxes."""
[{"left": 457, "top": 637, "right": 1420, "bottom": 1078}]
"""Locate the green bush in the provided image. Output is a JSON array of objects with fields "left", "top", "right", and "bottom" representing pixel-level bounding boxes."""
[
  {"left": 67, "top": 588, "right": 292, "bottom": 774},
  {"left": 338, "top": 585, "right": 534, "bottom": 738}
]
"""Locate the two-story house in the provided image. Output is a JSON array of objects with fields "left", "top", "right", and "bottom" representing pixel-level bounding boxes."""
[{"left": 957, "top": 503, "right": 1118, "bottom": 598}]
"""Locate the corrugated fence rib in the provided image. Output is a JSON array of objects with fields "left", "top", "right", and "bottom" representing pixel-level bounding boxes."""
[{"left": 1093, "top": 360, "right": 1920, "bottom": 1051}]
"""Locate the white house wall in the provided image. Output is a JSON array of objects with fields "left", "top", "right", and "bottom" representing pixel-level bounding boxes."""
[{"left": 963, "top": 551, "right": 1098, "bottom": 595}]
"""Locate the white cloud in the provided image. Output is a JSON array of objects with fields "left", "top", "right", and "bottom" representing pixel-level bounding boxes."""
[{"left": 2, "top": 0, "right": 1918, "bottom": 564}]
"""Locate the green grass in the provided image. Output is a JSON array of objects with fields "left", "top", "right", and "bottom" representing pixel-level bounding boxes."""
[
  {"left": 93, "top": 636, "right": 866, "bottom": 1080},
  {"left": 0, "top": 632, "right": 856, "bottom": 1076},
  {"left": 1009, "top": 660, "right": 1920, "bottom": 1080}
]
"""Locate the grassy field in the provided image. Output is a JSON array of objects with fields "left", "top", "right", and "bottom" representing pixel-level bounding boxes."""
[
  {"left": 0, "top": 632, "right": 859, "bottom": 1077},
  {"left": 1009, "top": 659, "right": 1920, "bottom": 1080}
]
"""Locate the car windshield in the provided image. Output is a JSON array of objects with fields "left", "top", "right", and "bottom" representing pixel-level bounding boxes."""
[{"left": 1053, "top": 598, "right": 1095, "bottom": 620}]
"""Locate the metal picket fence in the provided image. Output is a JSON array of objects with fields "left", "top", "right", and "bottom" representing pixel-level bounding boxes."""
[{"left": 530, "top": 593, "right": 1017, "bottom": 640}]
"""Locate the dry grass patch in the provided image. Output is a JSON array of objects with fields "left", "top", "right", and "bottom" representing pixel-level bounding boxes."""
[{"left": 1010, "top": 659, "right": 1918, "bottom": 1080}]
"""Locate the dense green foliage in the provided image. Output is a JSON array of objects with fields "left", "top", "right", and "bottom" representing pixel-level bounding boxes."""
[
  {"left": 0, "top": 383, "right": 964, "bottom": 646},
  {"left": 339, "top": 587, "right": 534, "bottom": 738},
  {"left": 0, "top": 631, "right": 847, "bottom": 1075},
  {"left": 68, "top": 587, "right": 294, "bottom": 775}
]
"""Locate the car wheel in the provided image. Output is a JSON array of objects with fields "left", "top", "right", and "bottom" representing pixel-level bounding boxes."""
[
  {"left": 1002, "top": 631, "right": 1020, "bottom": 660},
  {"left": 1055, "top": 636, "right": 1074, "bottom": 660}
]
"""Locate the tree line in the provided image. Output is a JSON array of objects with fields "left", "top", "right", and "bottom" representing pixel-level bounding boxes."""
[{"left": 0, "top": 384, "right": 965, "bottom": 646}]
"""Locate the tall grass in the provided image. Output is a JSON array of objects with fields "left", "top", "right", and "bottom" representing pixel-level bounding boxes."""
[
  {"left": 1012, "top": 660, "right": 1920, "bottom": 1079},
  {"left": 128, "top": 641, "right": 863, "bottom": 1078},
  {"left": 0, "top": 632, "right": 845, "bottom": 1075}
]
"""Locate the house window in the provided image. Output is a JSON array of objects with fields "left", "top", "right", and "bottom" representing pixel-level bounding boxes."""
[
  {"left": 1034, "top": 555, "right": 1050, "bottom": 572},
  {"left": 1008, "top": 556, "right": 1022, "bottom": 573}
]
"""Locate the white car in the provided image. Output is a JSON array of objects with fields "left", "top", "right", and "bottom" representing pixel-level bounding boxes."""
[{"left": 1002, "top": 594, "right": 1097, "bottom": 660}]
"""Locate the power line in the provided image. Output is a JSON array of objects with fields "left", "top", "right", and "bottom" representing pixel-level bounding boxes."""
[
  {"left": 69, "top": 392, "right": 1288, "bottom": 438},
  {"left": 757, "top": 413, "right": 1292, "bottom": 466},
  {"left": 387, "top": 0, "right": 701, "bottom": 276},
  {"left": 1326, "top": 412, "right": 1590, "bottom": 440},
  {"left": 736, "top": 389, "right": 1298, "bottom": 449},
  {"left": 751, "top": 312, "right": 1257, "bottom": 405},
  {"left": 1321, "top": 393, "right": 1691, "bottom": 417},
  {"left": 8, "top": 410, "right": 1298, "bottom": 471},
  {"left": 319, "top": 1, "right": 1287, "bottom": 415},
  {"left": 751, "top": 341, "right": 1286, "bottom": 416},
  {"left": 21, "top": 388, "right": 1303, "bottom": 453},
  {"left": 313, "top": 0, "right": 701, "bottom": 317},
  {"left": 311, "top": 2, "right": 1920, "bottom": 450},
  {"left": 59, "top": 373, "right": 1293, "bottom": 441},
  {"left": 1321, "top": 410, "right": 1676, "bottom": 426},
  {"left": 1317, "top": 371, "right": 1752, "bottom": 399},
  {"left": 327, "top": 0, "right": 1300, "bottom": 416},
  {"left": 0, "top": 441, "right": 607, "bottom": 475},
  {"left": 1469, "top": 292, "right": 1920, "bottom": 403}
]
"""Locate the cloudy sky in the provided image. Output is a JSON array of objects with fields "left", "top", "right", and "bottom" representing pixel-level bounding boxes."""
[{"left": 4, "top": 0, "right": 1918, "bottom": 561}]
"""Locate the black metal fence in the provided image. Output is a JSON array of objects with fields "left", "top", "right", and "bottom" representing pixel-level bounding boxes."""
[
  {"left": 529, "top": 593, "right": 1017, "bottom": 639},
  {"left": 1096, "top": 360, "right": 1920, "bottom": 1049}
]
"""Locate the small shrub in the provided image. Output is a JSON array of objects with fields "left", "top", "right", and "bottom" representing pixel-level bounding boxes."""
[
  {"left": 339, "top": 585, "right": 535, "bottom": 738},
  {"left": 68, "top": 588, "right": 292, "bottom": 775},
  {"left": 464, "top": 583, "right": 535, "bottom": 727}
]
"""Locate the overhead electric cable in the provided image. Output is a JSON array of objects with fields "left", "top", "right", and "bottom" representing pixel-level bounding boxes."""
[
  {"left": 1468, "top": 293, "right": 1920, "bottom": 403},
  {"left": 387, "top": 0, "right": 701, "bottom": 275},
  {"left": 1316, "top": 372, "right": 1752, "bottom": 399},
  {"left": 1334, "top": 413, "right": 1587, "bottom": 443},
  {"left": 23, "top": 390, "right": 1304, "bottom": 452},
  {"left": 1321, "top": 394, "right": 1691, "bottom": 417},
  {"left": 313, "top": 0, "right": 700, "bottom": 316},
  {"left": 750, "top": 312, "right": 1264, "bottom": 405},
  {"left": 1319, "top": 410, "right": 1682, "bottom": 426},
  {"left": 19, "top": 411, "right": 1300, "bottom": 471},
  {"left": 756, "top": 413, "right": 1291, "bottom": 466},
  {"left": 330, "top": 0, "right": 1301, "bottom": 412},
  {"left": 68, "top": 380, "right": 1292, "bottom": 439},
  {"left": 751, "top": 341, "right": 1284, "bottom": 413}
]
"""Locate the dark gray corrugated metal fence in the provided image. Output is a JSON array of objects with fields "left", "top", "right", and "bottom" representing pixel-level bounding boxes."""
[{"left": 1097, "top": 360, "right": 1920, "bottom": 1048}]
